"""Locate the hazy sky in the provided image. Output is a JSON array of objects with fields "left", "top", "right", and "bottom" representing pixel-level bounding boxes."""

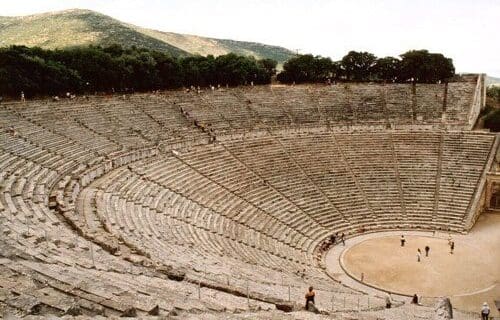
[{"left": 1, "top": 0, "right": 499, "bottom": 76}]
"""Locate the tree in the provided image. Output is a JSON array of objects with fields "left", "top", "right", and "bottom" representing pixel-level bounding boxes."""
[
  {"left": 484, "top": 109, "right": 500, "bottom": 132},
  {"left": 277, "top": 54, "right": 335, "bottom": 83},
  {"left": 0, "top": 45, "right": 276, "bottom": 96},
  {"left": 214, "top": 54, "right": 272, "bottom": 86},
  {"left": 258, "top": 58, "right": 278, "bottom": 79},
  {"left": 179, "top": 55, "right": 215, "bottom": 86},
  {"left": 152, "top": 52, "right": 182, "bottom": 88},
  {"left": 373, "top": 56, "right": 401, "bottom": 82},
  {"left": 116, "top": 51, "right": 160, "bottom": 90},
  {"left": 0, "top": 46, "right": 82, "bottom": 97},
  {"left": 53, "top": 46, "right": 121, "bottom": 92},
  {"left": 215, "top": 53, "right": 248, "bottom": 86},
  {"left": 399, "top": 50, "right": 454, "bottom": 83},
  {"left": 340, "top": 51, "right": 377, "bottom": 82}
]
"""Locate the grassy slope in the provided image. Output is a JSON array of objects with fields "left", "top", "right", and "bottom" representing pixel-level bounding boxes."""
[
  {"left": 0, "top": 9, "right": 294, "bottom": 63},
  {"left": 135, "top": 26, "right": 293, "bottom": 62},
  {"left": 486, "top": 76, "right": 500, "bottom": 86},
  {"left": 0, "top": 9, "right": 187, "bottom": 56}
]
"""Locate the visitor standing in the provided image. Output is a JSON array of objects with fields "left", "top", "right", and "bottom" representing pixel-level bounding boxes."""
[
  {"left": 481, "top": 302, "right": 490, "bottom": 320},
  {"left": 411, "top": 294, "right": 419, "bottom": 304},
  {"left": 385, "top": 293, "right": 392, "bottom": 308},
  {"left": 304, "top": 286, "right": 315, "bottom": 310}
]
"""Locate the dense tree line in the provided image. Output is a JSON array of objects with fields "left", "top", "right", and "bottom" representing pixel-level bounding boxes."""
[
  {"left": 0, "top": 45, "right": 277, "bottom": 97},
  {"left": 0, "top": 45, "right": 457, "bottom": 98},
  {"left": 277, "top": 50, "right": 455, "bottom": 84}
]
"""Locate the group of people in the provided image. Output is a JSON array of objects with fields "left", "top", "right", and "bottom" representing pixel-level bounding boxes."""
[
  {"left": 330, "top": 232, "right": 346, "bottom": 246},
  {"left": 52, "top": 92, "right": 77, "bottom": 101},
  {"left": 303, "top": 233, "right": 491, "bottom": 317},
  {"left": 319, "top": 232, "right": 346, "bottom": 252},
  {"left": 180, "top": 106, "right": 217, "bottom": 143},
  {"left": 185, "top": 84, "right": 229, "bottom": 94},
  {"left": 416, "top": 246, "right": 431, "bottom": 262},
  {"left": 400, "top": 235, "right": 431, "bottom": 262},
  {"left": 400, "top": 234, "right": 456, "bottom": 262}
]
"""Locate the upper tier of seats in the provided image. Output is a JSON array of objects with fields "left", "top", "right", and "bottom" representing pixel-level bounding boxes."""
[
  {"left": 2, "top": 75, "right": 482, "bottom": 137},
  {"left": 159, "top": 77, "right": 480, "bottom": 132}
]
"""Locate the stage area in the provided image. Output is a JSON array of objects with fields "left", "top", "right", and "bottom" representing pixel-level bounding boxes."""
[{"left": 333, "top": 213, "right": 500, "bottom": 313}]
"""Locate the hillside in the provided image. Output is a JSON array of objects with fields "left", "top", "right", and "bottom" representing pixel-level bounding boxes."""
[
  {"left": 0, "top": 9, "right": 294, "bottom": 63},
  {"left": 486, "top": 76, "right": 500, "bottom": 86}
]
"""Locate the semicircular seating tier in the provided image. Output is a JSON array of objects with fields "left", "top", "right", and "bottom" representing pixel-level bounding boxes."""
[{"left": 0, "top": 75, "right": 497, "bottom": 317}]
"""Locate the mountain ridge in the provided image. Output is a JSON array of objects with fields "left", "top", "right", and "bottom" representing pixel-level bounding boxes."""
[
  {"left": 0, "top": 8, "right": 294, "bottom": 63},
  {"left": 486, "top": 76, "right": 500, "bottom": 86}
]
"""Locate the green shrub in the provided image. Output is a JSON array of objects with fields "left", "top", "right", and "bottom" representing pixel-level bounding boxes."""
[{"left": 484, "top": 109, "right": 500, "bottom": 132}]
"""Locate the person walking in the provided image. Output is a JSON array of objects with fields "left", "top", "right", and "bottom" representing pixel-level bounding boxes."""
[
  {"left": 425, "top": 245, "right": 430, "bottom": 257},
  {"left": 417, "top": 249, "right": 421, "bottom": 262},
  {"left": 481, "top": 302, "right": 490, "bottom": 320},
  {"left": 450, "top": 241, "right": 454, "bottom": 254},
  {"left": 400, "top": 235, "right": 406, "bottom": 247}
]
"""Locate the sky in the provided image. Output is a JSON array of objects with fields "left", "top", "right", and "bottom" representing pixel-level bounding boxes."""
[{"left": 1, "top": 0, "right": 499, "bottom": 76}]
